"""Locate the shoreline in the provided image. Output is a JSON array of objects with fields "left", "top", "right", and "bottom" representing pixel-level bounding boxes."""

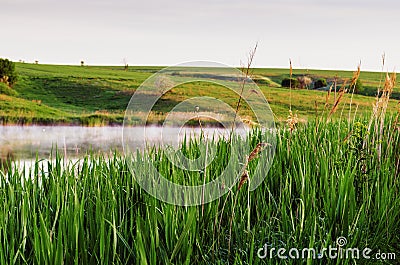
[{"left": 0, "top": 118, "right": 252, "bottom": 128}]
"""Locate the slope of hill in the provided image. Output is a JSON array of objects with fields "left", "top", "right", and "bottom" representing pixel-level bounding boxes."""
[{"left": 0, "top": 63, "right": 398, "bottom": 125}]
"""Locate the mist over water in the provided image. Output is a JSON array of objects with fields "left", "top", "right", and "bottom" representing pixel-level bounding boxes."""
[{"left": 0, "top": 125, "right": 249, "bottom": 160}]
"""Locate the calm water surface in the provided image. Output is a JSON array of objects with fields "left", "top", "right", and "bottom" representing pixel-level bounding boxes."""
[{"left": 0, "top": 125, "right": 248, "bottom": 160}]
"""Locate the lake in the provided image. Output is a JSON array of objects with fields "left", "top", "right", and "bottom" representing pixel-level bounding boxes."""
[{"left": 0, "top": 125, "right": 249, "bottom": 160}]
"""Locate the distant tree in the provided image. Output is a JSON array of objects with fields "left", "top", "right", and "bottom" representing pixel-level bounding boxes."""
[
  {"left": 314, "top": 78, "right": 327, "bottom": 89},
  {"left": 353, "top": 79, "right": 363, "bottom": 93},
  {"left": 81, "top": 61, "right": 85, "bottom": 67},
  {"left": 281, "top": 77, "right": 299, "bottom": 88},
  {"left": 0, "top": 58, "right": 18, "bottom": 86},
  {"left": 123, "top": 58, "right": 128, "bottom": 71},
  {"left": 35, "top": 60, "right": 39, "bottom": 64}
]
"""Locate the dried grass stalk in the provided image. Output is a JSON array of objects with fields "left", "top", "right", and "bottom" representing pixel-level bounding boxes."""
[
  {"left": 286, "top": 110, "right": 299, "bottom": 132},
  {"left": 248, "top": 142, "right": 271, "bottom": 162},
  {"left": 329, "top": 82, "right": 347, "bottom": 116},
  {"left": 238, "top": 170, "right": 249, "bottom": 190},
  {"left": 237, "top": 142, "right": 271, "bottom": 190},
  {"left": 350, "top": 64, "right": 361, "bottom": 88}
]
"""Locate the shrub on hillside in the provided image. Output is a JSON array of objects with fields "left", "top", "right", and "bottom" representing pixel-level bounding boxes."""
[
  {"left": 0, "top": 82, "right": 18, "bottom": 96},
  {"left": 314, "top": 78, "right": 327, "bottom": 89},
  {"left": 0, "top": 58, "right": 17, "bottom": 86},
  {"left": 297, "top": 76, "right": 313, "bottom": 89},
  {"left": 281, "top": 78, "right": 299, "bottom": 88}
]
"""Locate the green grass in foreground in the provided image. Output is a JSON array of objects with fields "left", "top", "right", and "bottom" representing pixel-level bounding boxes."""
[
  {"left": 1, "top": 114, "right": 399, "bottom": 264},
  {"left": 0, "top": 63, "right": 398, "bottom": 125}
]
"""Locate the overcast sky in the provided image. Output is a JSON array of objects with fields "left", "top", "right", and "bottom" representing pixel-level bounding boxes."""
[{"left": 2, "top": 0, "right": 399, "bottom": 71}]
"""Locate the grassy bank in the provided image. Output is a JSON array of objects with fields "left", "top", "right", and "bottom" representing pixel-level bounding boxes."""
[
  {"left": 0, "top": 63, "right": 398, "bottom": 125},
  {"left": 1, "top": 113, "right": 399, "bottom": 264}
]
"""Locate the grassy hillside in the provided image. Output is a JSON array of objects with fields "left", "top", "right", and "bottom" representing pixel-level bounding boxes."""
[{"left": 0, "top": 63, "right": 398, "bottom": 125}]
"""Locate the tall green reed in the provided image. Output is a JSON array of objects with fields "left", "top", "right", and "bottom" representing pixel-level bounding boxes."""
[{"left": 0, "top": 114, "right": 399, "bottom": 264}]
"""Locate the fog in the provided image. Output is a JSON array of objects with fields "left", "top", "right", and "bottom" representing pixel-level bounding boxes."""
[{"left": 0, "top": 125, "right": 249, "bottom": 159}]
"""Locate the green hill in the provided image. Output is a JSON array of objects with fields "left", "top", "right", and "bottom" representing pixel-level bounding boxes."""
[{"left": 0, "top": 63, "right": 398, "bottom": 125}]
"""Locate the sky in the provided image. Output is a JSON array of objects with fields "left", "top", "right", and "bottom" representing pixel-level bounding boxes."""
[{"left": 2, "top": 0, "right": 400, "bottom": 71}]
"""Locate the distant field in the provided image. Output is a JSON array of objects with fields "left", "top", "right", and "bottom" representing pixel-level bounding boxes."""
[{"left": 0, "top": 63, "right": 398, "bottom": 125}]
